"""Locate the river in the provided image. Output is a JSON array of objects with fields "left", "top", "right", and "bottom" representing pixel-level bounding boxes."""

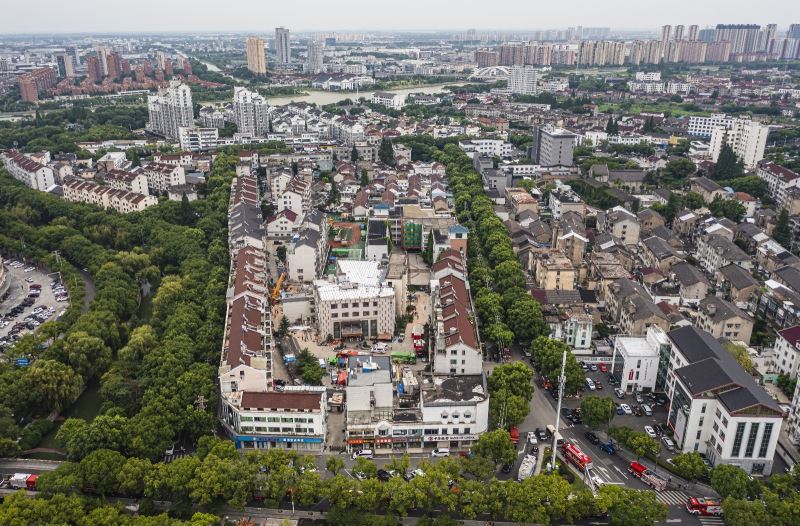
[{"left": 199, "top": 83, "right": 454, "bottom": 107}]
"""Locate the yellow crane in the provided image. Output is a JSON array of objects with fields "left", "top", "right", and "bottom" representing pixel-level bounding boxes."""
[{"left": 271, "top": 272, "right": 285, "bottom": 303}]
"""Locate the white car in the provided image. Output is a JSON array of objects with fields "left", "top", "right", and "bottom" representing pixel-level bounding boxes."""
[
  {"left": 528, "top": 432, "right": 538, "bottom": 445},
  {"left": 24, "top": 267, "right": 35, "bottom": 273},
  {"left": 353, "top": 471, "right": 367, "bottom": 480},
  {"left": 662, "top": 436, "right": 676, "bottom": 451},
  {"left": 644, "top": 426, "right": 657, "bottom": 438},
  {"left": 431, "top": 447, "right": 451, "bottom": 457},
  {"left": 620, "top": 404, "right": 633, "bottom": 415},
  {"left": 25, "top": 277, "right": 34, "bottom": 283}
]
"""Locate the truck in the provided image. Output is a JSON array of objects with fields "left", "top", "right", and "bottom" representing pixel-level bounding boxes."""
[
  {"left": 562, "top": 441, "right": 593, "bottom": 471},
  {"left": 411, "top": 325, "right": 425, "bottom": 357},
  {"left": 599, "top": 441, "right": 617, "bottom": 455},
  {"left": 8, "top": 473, "right": 38, "bottom": 491},
  {"left": 628, "top": 461, "right": 667, "bottom": 491},
  {"left": 508, "top": 426, "right": 520, "bottom": 445},
  {"left": 686, "top": 497, "right": 723, "bottom": 517},
  {"left": 517, "top": 454, "right": 537, "bottom": 481}
]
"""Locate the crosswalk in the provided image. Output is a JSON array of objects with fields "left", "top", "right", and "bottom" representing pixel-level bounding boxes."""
[
  {"left": 697, "top": 516, "right": 724, "bottom": 526},
  {"left": 656, "top": 490, "right": 689, "bottom": 506}
]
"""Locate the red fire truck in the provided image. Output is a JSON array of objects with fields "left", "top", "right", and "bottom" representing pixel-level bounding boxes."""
[
  {"left": 628, "top": 461, "right": 667, "bottom": 491},
  {"left": 686, "top": 497, "right": 723, "bottom": 517},
  {"left": 411, "top": 325, "right": 425, "bottom": 357},
  {"left": 562, "top": 441, "right": 593, "bottom": 471}
]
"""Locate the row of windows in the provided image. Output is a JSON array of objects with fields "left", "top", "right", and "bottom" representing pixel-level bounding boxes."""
[
  {"left": 330, "top": 302, "right": 378, "bottom": 309},
  {"left": 241, "top": 416, "right": 313, "bottom": 423},
  {"left": 332, "top": 311, "right": 378, "bottom": 318}
]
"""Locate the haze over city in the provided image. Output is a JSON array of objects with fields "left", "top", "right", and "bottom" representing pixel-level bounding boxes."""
[{"left": 2, "top": 0, "right": 800, "bottom": 33}]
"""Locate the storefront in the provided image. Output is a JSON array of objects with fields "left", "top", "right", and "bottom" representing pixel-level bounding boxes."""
[{"left": 233, "top": 433, "right": 324, "bottom": 451}]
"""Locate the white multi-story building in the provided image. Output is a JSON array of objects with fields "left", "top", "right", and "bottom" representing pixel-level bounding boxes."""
[
  {"left": 688, "top": 114, "right": 736, "bottom": 138},
  {"left": 635, "top": 71, "right": 662, "bottom": 81},
  {"left": 430, "top": 250, "right": 483, "bottom": 376},
  {"left": 563, "top": 312, "right": 593, "bottom": 350},
  {"left": 611, "top": 326, "right": 668, "bottom": 393},
  {"left": 285, "top": 209, "right": 328, "bottom": 283},
  {"left": 458, "top": 139, "right": 512, "bottom": 158},
  {"left": 141, "top": 161, "right": 186, "bottom": 193},
  {"left": 314, "top": 259, "right": 396, "bottom": 341},
  {"left": 104, "top": 169, "right": 149, "bottom": 195},
  {"left": 756, "top": 161, "right": 800, "bottom": 210},
  {"left": 233, "top": 86, "right": 270, "bottom": 137},
  {"left": 62, "top": 178, "right": 158, "bottom": 213},
  {"left": 508, "top": 65, "right": 539, "bottom": 95},
  {"left": 275, "top": 27, "right": 291, "bottom": 64},
  {"left": 371, "top": 91, "right": 406, "bottom": 109},
  {"left": 276, "top": 177, "right": 310, "bottom": 218},
  {"left": 147, "top": 80, "right": 194, "bottom": 140},
  {"left": 628, "top": 81, "right": 665, "bottom": 94},
  {"left": 709, "top": 118, "right": 769, "bottom": 170},
  {"left": 773, "top": 326, "right": 800, "bottom": 378},
  {"left": 0, "top": 150, "right": 55, "bottom": 191},
  {"left": 178, "top": 126, "right": 219, "bottom": 151},
  {"left": 306, "top": 40, "right": 324, "bottom": 74},
  {"left": 665, "top": 326, "right": 784, "bottom": 475}
]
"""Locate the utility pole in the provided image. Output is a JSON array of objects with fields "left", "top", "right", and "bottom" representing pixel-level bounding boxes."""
[{"left": 550, "top": 349, "right": 567, "bottom": 471}]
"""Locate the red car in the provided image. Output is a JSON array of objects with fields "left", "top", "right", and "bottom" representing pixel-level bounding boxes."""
[{"left": 598, "top": 363, "right": 608, "bottom": 373}]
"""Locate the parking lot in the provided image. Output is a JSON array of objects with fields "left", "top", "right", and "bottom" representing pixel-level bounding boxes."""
[{"left": 1, "top": 259, "right": 67, "bottom": 349}]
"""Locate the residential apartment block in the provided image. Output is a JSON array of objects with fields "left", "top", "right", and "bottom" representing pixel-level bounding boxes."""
[
  {"left": 0, "top": 150, "right": 55, "bottom": 191},
  {"left": 62, "top": 178, "right": 158, "bottom": 213}
]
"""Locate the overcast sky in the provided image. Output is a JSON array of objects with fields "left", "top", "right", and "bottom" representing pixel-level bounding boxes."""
[{"left": 1, "top": 1, "right": 798, "bottom": 34}]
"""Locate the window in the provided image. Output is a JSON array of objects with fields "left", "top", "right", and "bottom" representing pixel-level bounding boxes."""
[
  {"left": 696, "top": 430, "right": 702, "bottom": 440},
  {"left": 732, "top": 422, "right": 746, "bottom": 457},
  {"left": 714, "top": 407, "right": 720, "bottom": 418},
  {"left": 744, "top": 423, "right": 760, "bottom": 458},
  {"left": 759, "top": 423, "right": 774, "bottom": 458},
  {"left": 699, "top": 417, "right": 704, "bottom": 427}
]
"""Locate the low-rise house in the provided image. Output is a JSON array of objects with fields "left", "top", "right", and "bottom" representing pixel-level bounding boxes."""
[
  {"left": 672, "top": 262, "right": 710, "bottom": 306},
  {"left": 62, "top": 178, "right": 158, "bottom": 213},
  {"left": 266, "top": 209, "right": 299, "bottom": 238},
  {"left": 692, "top": 176, "right": 726, "bottom": 203},
  {"left": 638, "top": 208, "right": 666, "bottom": 235},
  {"left": 1, "top": 150, "right": 55, "bottom": 191},
  {"left": 533, "top": 250, "right": 576, "bottom": 291},
  {"left": 717, "top": 263, "right": 759, "bottom": 305},
  {"left": 104, "top": 169, "right": 149, "bottom": 195},
  {"left": 697, "top": 296, "right": 754, "bottom": 343},
  {"left": 597, "top": 206, "right": 641, "bottom": 246},
  {"left": 696, "top": 234, "right": 752, "bottom": 275},
  {"left": 672, "top": 209, "right": 699, "bottom": 237},
  {"left": 142, "top": 161, "right": 186, "bottom": 193},
  {"left": 641, "top": 236, "right": 684, "bottom": 272}
]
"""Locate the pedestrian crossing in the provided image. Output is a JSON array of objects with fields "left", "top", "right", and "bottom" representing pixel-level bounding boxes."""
[
  {"left": 697, "top": 516, "right": 724, "bottom": 526},
  {"left": 655, "top": 490, "right": 689, "bottom": 506}
]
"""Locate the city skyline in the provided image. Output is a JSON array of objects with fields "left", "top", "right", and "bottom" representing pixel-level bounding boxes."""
[{"left": 1, "top": 0, "right": 799, "bottom": 34}]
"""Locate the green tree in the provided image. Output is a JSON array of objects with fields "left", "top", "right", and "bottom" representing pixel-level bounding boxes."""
[
  {"left": 714, "top": 141, "right": 744, "bottom": 180},
  {"left": 326, "top": 456, "right": 345, "bottom": 475},
  {"left": 378, "top": 137, "right": 395, "bottom": 166},
  {"left": 79, "top": 448, "right": 126, "bottom": 496},
  {"left": 669, "top": 452, "right": 709, "bottom": 482},
  {"left": 359, "top": 168, "right": 369, "bottom": 187},
  {"left": 472, "top": 429, "right": 517, "bottom": 466},
  {"left": 487, "top": 362, "right": 533, "bottom": 400},
  {"left": 773, "top": 209, "right": 791, "bottom": 246},
  {"left": 506, "top": 296, "right": 546, "bottom": 346},
  {"left": 351, "top": 145, "right": 359, "bottom": 162},
  {"left": 709, "top": 196, "right": 746, "bottom": 222},
  {"left": 24, "top": 359, "right": 84, "bottom": 413},
  {"left": 662, "top": 157, "right": 696, "bottom": 185},
  {"left": 353, "top": 457, "right": 378, "bottom": 478},
  {"left": 580, "top": 396, "right": 616, "bottom": 430},
  {"left": 711, "top": 464, "right": 751, "bottom": 499},
  {"left": 489, "top": 388, "right": 529, "bottom": 428},
  {"left": 627, "top": 432, "right": 660, "bottom": 460},
  {"left": 723, "top": 341, "right": 754, "bottom": 373},
  {"left": 276, "top": 245, "right": 287, "bottom": 263},
  {"left": 598, "top": 485, "right": 668, "bottom": 526},
  {"left": 722, "top": 497, "right": 770, "bottom": 526}
]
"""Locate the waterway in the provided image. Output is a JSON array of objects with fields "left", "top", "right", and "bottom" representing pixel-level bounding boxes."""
[{"left": 199, "top": 83, "right": 455, "bottom": 107}]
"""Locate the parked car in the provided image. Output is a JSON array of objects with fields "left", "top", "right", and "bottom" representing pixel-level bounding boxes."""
[
  {"left": 377, "top": 469, "right": 391, "bottom": 482},
  {"left": 585, "top": 431, "right": 600, "bottom": 445},
  {"left": 598, "top": 363, "right": 608, "bottom": 373},
  {"left": 644, "top": 426, "right": 657, "bottom": 439},
  {"left": 527, "top": 432, "right": 538, "bottom": 445},
  {"left": 431, "top": 447, "right": 450, "bottom": 457},
  {"left": 633, "top": 405, "right": 643, "bottom": 417},
  {"left": 614, "top": 388, "right": 625, "bottom": 399},
  {"left": 354, "top": 471, "right": 367, "bottom": 480},
  {"left": 589, "top": 364, "right": 598, "bottom": 372},
  {"left": 616, "top": 405, "right": 625, "bottom": 415},
  {"left": 352, "top": 449, "right": 374, "bottom": 460},
  {"left": 662, "top": 436, "right": 676, "bottom": 451},
  {"left": 635, "top": 392, "right": 644, "bottom": 404},
  {"left": 620, "top": 404, "right": 632, "bottom": 415},
  {"left": 535, "top": 428, "right": 548, "bottom": 441},
  {"left": 595, "top": 380, "right": 603, "bottom": 390},
  {"left": 501, "top": 463, "right": 513, "bottom": 474},
  {"left": 653, "top": 424, "right": 664, "bottom": 436}
]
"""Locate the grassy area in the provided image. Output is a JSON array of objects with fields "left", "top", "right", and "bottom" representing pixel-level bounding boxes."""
[
  {"left": 599, "top": 101, "right": 713, "bottom": 117},
  {"left": 31, "top": 382, "right": 102, "bottom": 456}
]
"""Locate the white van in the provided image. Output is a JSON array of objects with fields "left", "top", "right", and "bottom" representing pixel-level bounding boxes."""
[
  {"left": 585, "top": 378, "right": 596, "bottom": 390},
  {"left": 641, "top": 404, "right": 653, "bottom": 416},
  {"left": 431, "top": 447, "right": 450, "bottom": 457},
  {"left": 352, "top": 449, "right": 374, "bottom": 460}
]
